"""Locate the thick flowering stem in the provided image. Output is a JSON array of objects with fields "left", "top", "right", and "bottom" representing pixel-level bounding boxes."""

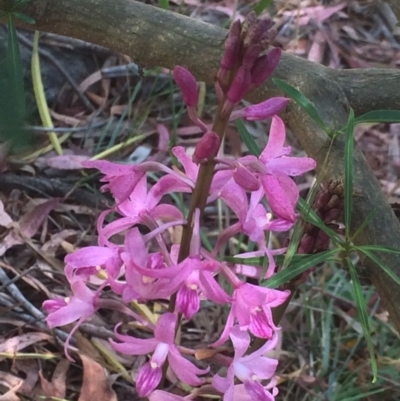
[{"left": 177, "top": 105, "right": 230, "bottom": 263}]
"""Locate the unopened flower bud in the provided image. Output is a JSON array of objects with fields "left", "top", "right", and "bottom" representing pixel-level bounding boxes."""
[
  {"left": 243, "top": 44, "right": 263, "bottom": 67},
  {"left": 254, "top": 18, "right": 274, "bottom": 43},
  {"left": 173, "top": 66, "right": 198, "bottom": 107},
  {"left": 233, "top": 164, "right": 260, "bottom": 191},
  {"left": 193, "top": 131, "right": 220, "bottom": 163},
  {"left": 226, "top": 66, "right": 252, "bottom": 105},
  {"left": 251, "top": 47, "right": 281, "bottom": 88},
  {"left": 230, "top": 97, "right": 289, "bottom": 121},
  {"left": 220, "top": 20, "right": 242, "bottom": 70}
]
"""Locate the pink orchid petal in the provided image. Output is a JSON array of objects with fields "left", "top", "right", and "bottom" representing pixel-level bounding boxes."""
[
  {"left": 136, "top": 362, "right": 162, "bottom": 398},
  {"left": 149, "top": 390, "right": 186, "bottom": 401},
  {"left": 267, "top": 156, "right": 316, "bottom": 176},
  {"left": 124, "top": 228, "right": 147, "bottom": 266},
  {"left": 154, "top": 312, "right": 176, "bottom": 344},
  {"left": 260, "top": 116, "right": 287, "bottom": 161},
  {"left": 211, "top": 307, "right": 235, "bottom": 347},
  {"left": 199, "top": 271, "right": 231, "bottom": 304},
  {"left": 171, "top": 146, "right": 199, "bottom": 183},
  {"left": 220, "top": 180, "right": 248, "bottom": 221},
  {"left": 230, "top": 326, "right": 251, "bottom": 360},
  {"left": 110, "top": 337, "right": 157, "bottom": 355},
  {"left": 244, "top": 381, "right": 275, "bottom": 401},
  {"left": 168, "top": 346, "right": 209, "bottom": 386},
  {"left": 65, "top": 246, "right": 117, "bottom": 268},
  {"left": 262, "top": 175, "right": 297, "bottom": 222},
  {"left": 176, "top": 285, "right": 200, "bottom": 319},
  {"left": 152, "top": 204, "right": 183, "bottom": 221}
]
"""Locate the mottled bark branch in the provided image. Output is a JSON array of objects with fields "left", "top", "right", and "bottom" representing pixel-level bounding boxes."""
[{"left": 2, "top": 0, "right": 400, "bottom": 331}]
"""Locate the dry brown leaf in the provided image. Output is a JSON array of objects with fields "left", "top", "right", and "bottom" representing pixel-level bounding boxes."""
[
  {"left": 78, "top": 354, "right": 117, "bottom": 401},
  {"left": 0, "top": 333, "right": 52, "bottom": 355},
  {"left": 0, "top": 381, "right": 22, "bottom": 401},
  {"left": 0, "top": 200, "right": 12, "bottom": 227},
  {"left": 39, "top": 359, "right": 70, "bottom": 399}
]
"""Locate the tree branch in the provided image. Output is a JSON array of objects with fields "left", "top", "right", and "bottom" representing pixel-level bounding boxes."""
[{"left": 2, "top": 0, "right": 400, "bottom": 332}]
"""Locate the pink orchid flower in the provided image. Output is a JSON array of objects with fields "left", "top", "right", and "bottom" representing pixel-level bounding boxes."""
[
  {"left": 64, "top": 245, "right": 123, "bottom": 288},
  {"left": 43, "top": 280, "right": 99, "bottom": 360},
  {"left": 97, "top": 173, "right": 190, "bottom": 246},
  {"left": 120, "top": 228, "right": 191, "bottom": 302},
  {"left": 213, "top": 326, "right": 279, "bottom": 401},
  {"left": 217, "top": 181, "right": 293, "bottom": 245},
  {"left": 220, "top": 116, "right": 315, "bottom": 221},
  {"left": 110, "top": 312, "right": 209, "bottom": 397},
  {"left": 212, "top": 273, "right": 289, "bottom": 347},
  {"left": 175, "top": 210, "right": 231, "bottom": 318}
]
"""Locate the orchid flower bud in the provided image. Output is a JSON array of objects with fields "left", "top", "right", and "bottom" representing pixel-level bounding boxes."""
[
  {"left": 233, "top": 164, "right": 260, "bottom": 191},
  {"left": 251, "top": 47, "right": 281, "bottom": 88},
  {"left": 220, "top": 19, "right": 242, "bottom": 70},
  {"left": 230, "top": 97, "right": 289, "bottom": 121},
  {"left": 173, "top": 66, "right": 198, "bottom": 107},
  {"left": 193, "top": 131, "right": 220, "bottom": 163},
  {"left": 226, "top": 66, "right": 252, "bottom": 106}
]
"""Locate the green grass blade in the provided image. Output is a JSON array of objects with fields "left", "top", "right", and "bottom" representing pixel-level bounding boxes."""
[
  {"left": 357, "top": 247, "right": 400, "bottom": 285},
  {"left": 262, "top": 249, "right": 337, "bottom": 288},
  {"left": 350, "top": 209, "right": 377, "bottom": 241},
  {"left": 342, "top": 388, "right": 385, "bottom": 401},
  {"left": 7, "top": 12, "right": 25, "bottom": 118},
  {"left": 235, "top": 120, "right": 261, "bottom": 157},
  {"left": 272, "top": 78, "right": 328, "bottom": 134},
  {"left": 346, "top": 257, "right": 377, "bottom": 382},
  {"left": 354, "top": 110, "right": 400, "bottom": 125},
  {"left": 12, "top": 0, "right": 33, "bottom": 9},
  {"left": 357, "top": 244, "right": 400, "bottom": 254},
  {"left": 13, "top": 12, "right": 35, "bottom": 24},
  {"left": 253, "top": 0, "right": 273, "bottom": 15},
  {"left": 344, "top": 108, "right": 355, "bottom": 238}
]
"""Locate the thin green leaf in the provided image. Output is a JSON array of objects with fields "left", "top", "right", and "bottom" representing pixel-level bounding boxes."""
[
  {"left": 341, "top": 388, "right": 385, "bottom": 401},
  {"left": 253, "top": 0, "right": 273, "bottom": 16},
  {"left": 354, "top": 110, "right": 400, "bottom": 125},
  {"left": 226, "top": 253, "right": 308, "bottom": 267},
  {"left": 272, "top": 78, "right": 328, "bottom": 133},
  {"left": 235, "top": 120, "right": 261, "bottom": 157},
  {"left": 346, "top": 257, "right": 377, "bottom": 382},
  {"left": 13, "top": 12, "right": 35, "bottom": 24},
  {"left": 297, "top": 198, "right": 341, "bottom": 243},
  {"left": 11, "top": 0, "right": 32, "bottom": 9},
  {"left": 357, "top": 245, "right": 400, "bottom": 255},
  {"left": 351, "top": 208, "right": 377, "bottom": 241},
  {"left": 262, "top": 249, "right": 337, "bottom": 288},
  {"left": 0, "top": 11, "right": 29, "bottom": 149},
  {"left": 7, "top": 13, "right": 25, "bottom": 111},
  {"left": 344, "top": 108, "right": 355, "bottom": 238},
  {"left": 357, "top": 247, "right": 400, "bottom": 286}
]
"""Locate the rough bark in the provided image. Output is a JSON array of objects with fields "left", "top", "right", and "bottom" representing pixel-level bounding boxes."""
[{"left": 2, "top": 0, "right": 400, "bottom": 332}]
